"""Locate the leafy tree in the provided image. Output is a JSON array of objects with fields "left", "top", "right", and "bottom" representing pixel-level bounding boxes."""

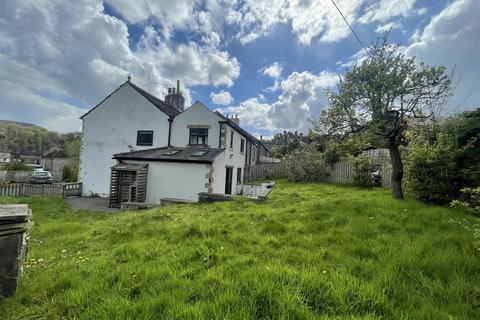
[
  {"left": 404, "top": 132, "right": 460, "bottom": 202},
  {"left": 65, "top": 139, "right": 81, "bottom": 161},
  {"left": 316, "top": 36, "right": 452, "bottom": 198},
  {"left": 351, "top": 155, "right": 373, "bottom": 188},
  {"left": 0, "top": 123, "right": 61, "bottom": 154},
  {"left": 62, "top": 163, "right": 78, "bottom": 182},
  {"left": 3, "top": 162, "right": 33, "bottom": 171},
  {"left": 283, "top": 145, "right": 325, "bottom": 182},
  {"left": 324, "top": 135, "right": 370, "bottom": 164},
  {"left": 440, "top": 108, "right": 480, "bottom": 186},
  {"left": 404, "top": 108, "right": 480, "bottom": 202}
]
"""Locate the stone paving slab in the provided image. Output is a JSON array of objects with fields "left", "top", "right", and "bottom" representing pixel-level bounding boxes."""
[{"left": 65, "top": 197, "right": 118, "bottom": 212}]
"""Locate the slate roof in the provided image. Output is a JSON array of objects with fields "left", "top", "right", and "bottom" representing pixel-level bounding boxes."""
[
  {"left": 114, "top": 147, "right": 223, "bottom": 164},
  {"left": 214, "top": 111, "right": 267, "bottom": 149},
  {"left": 128, "top": 82, "right": 180, "bottom": 117},
  {"left": 43, "top": 146, "right": 68, "bottom": 158},
  {"left": 80, "top": 80, "right": 180, "bottom": 119},
  {"left": 43, "top": 149, "right": 67, "bottom": 158},
  {"left": 111, "top": 163, "right": 148, "bottom": 171}
]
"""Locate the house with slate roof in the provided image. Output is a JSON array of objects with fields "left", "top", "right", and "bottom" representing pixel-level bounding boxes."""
[
  {"left": 79, "top": 78, "right": 269, "bottom": 204},
  {"left": 42, "top": 146, "right": 72, "bottom": 181}
]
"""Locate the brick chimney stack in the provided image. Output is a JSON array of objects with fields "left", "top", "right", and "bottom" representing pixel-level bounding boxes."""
[
  {"left": 165, "top": 80, "right": 185, "bottom": 112},
  {"left": 231, "top": 114, "right": 240, "bottom": 126}
]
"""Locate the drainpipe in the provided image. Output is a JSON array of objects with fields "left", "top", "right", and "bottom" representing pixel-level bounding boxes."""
[{"left": 167, "top": 117, "right": 173, "bottom": 147}]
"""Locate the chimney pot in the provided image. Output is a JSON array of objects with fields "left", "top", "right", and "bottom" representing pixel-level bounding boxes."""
[{"left": 164, "top": 82, "right": 185, "bottom": 112}]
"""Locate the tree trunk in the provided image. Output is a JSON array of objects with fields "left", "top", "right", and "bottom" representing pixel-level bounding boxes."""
[{"left": 388, "top": 142, "right": 404, "bottom": 199}]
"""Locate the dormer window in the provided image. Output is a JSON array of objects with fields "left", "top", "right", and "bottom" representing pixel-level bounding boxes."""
[{"left": 189, "top": 128, "right": 208, "bottom": 145}]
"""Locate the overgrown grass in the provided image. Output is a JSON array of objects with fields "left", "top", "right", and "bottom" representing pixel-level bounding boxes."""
[{"left": 1, "top": 181, "right": 479, "bottom": 319}]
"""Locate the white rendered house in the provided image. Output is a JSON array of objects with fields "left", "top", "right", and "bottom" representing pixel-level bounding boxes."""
[
  {"left": 79, "top": 79, "right": 182, "bottom": 196},
  {"left": 79, "top": 79, "right": 269, "bottom": 203}
]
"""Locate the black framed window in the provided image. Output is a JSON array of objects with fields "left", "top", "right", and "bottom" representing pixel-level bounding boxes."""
[
  {"left": 189, "top": 128, "right": 208, "bottom": 145},
  {"left": 240, "top": 139, "right": 245, "bottom": 153},
  {"left": 137, "top": 130, "right": 153, "bottom": 146},
  {"left": 230, "top": 131, "right": 234, "bottom": 148},
  {"left": 237, "top": 168, "right": 242, "bottom": 184}
]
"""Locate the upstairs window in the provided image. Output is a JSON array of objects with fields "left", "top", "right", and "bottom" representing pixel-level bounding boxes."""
[
  {"left": 230, "top": 131, "right": 234, "bottom": 149},
  {"left": 189, "top": 128, "right": 208, "bottom": 145},
  {"left": 240, "top": 139, "right": 245, "bottom": 153},
  {"left": 137, "top": 130, "right": 153, "bottom": 146}
]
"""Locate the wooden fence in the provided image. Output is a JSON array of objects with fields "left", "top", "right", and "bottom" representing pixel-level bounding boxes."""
[
  {"left": 0, "top": 171, "right": 62, "bottom": 183},
  {"left": 246, "top": 163, "right": 285, "bottom": 181},
  {"left": 246, "top": 157, "right": 393, "bottom": 189},
  {"left": 324, "top": 159, "right": 393, "bottom": 189},
  {"left": 0, "top": 171, "right": 32, "bottom": 183},
  {"left": 0, "top": 183, "right": 82, "bottom": 198}
]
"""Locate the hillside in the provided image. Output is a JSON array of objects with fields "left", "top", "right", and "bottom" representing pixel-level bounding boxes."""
[
  {"left": 0, "top": 181, "right": 478, "bottom": 319},
  {"left": 0, "top": 120, "right": 80, "bottom": 154},
  {"left": 0, "top": 120, "right": 37, "bottom": 127}
]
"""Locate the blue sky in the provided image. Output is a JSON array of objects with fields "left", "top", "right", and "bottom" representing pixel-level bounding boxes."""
[{"left": 1, "top": 0, "right": 479, "bottom": 136}]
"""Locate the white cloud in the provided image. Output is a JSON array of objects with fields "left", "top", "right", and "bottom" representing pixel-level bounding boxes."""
[
  {"left": 416, "top": 7, "right": 428, "bottom": 15},
  {"left": 359, "top": 0, "right": 417, "bottom": 24},
  {"left": 375, "top": 21, "right": 402, "bottom": 33},
  {"left": 409, "top": 28, "right": 421, "bottom": 42},
  {"left": 210, "top": 90, "right": 234, "bottom": 105},
  {"left": 0, "top": 0, "right": 240, "bottom": 132},
  {"left": 336, "top": 48, "right": 369, "bottom": 68},
  {"left": 405, "top": 0, "right": 480, "bottom": 111},
  {"left": 0, "top": 79, "right": 84, "bottom": 132},
  {"left": 106, "top": 0, "right": 196, "bottom": 38},
  {"left": 221, "top": 71, "right": 338, "bottom": 132},
  {"left": 235, "top": 0, "right": 364, "bottom": 45},
  {"left": 233, "top": 0, "right": 423, "bottom": 45},
  {"left": 260, "top": 62, "right": 284, "bottom": 79},
  {"left": 136, "top": 26, "right": 240, "bottom": 88}
]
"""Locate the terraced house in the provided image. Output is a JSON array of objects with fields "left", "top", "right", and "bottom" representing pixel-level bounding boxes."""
[{"left": 79, "top": 78, "right": 269, "bottom": 205}]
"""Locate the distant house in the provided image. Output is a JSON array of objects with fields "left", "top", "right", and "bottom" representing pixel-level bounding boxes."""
[
  {"left": 11, "top": 152, "right": 42, "bottom": 165},
  {"left": 79, "top": 78, "right": 269, "bottom": 204},
  {"left": 42, "top": 146, "right": 72, "bottom": 180},
  {"left": 0, "top": 152, "right": 11, "bottom": 164}
]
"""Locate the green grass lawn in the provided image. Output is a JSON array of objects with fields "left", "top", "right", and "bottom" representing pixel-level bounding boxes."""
[{"left": 1, "top": 181, "right": 479, "bottom": 319}]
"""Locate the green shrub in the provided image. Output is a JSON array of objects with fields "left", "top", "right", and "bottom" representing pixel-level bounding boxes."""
[
  {"left": 283, "top": 146, "right": 325, "bottom": 182},
  {"left": 404, "top": 132, "right": 461, "bottom": 203},
  {"left": 450, "top": 187, "right": 480, "bottom": 216},
  {"left": 62, "top": 163, "right": 78, "bottom": 182},
  {"left": 351, "top": 155, "right": 373, "bottom": 188},
  {"left": 3, "top": 162, "right": 33, "bottom": 171}
]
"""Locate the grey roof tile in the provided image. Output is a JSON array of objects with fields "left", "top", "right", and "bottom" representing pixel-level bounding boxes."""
[{"left": 114, "top": 147, "right": 223, "bottom": 163}]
